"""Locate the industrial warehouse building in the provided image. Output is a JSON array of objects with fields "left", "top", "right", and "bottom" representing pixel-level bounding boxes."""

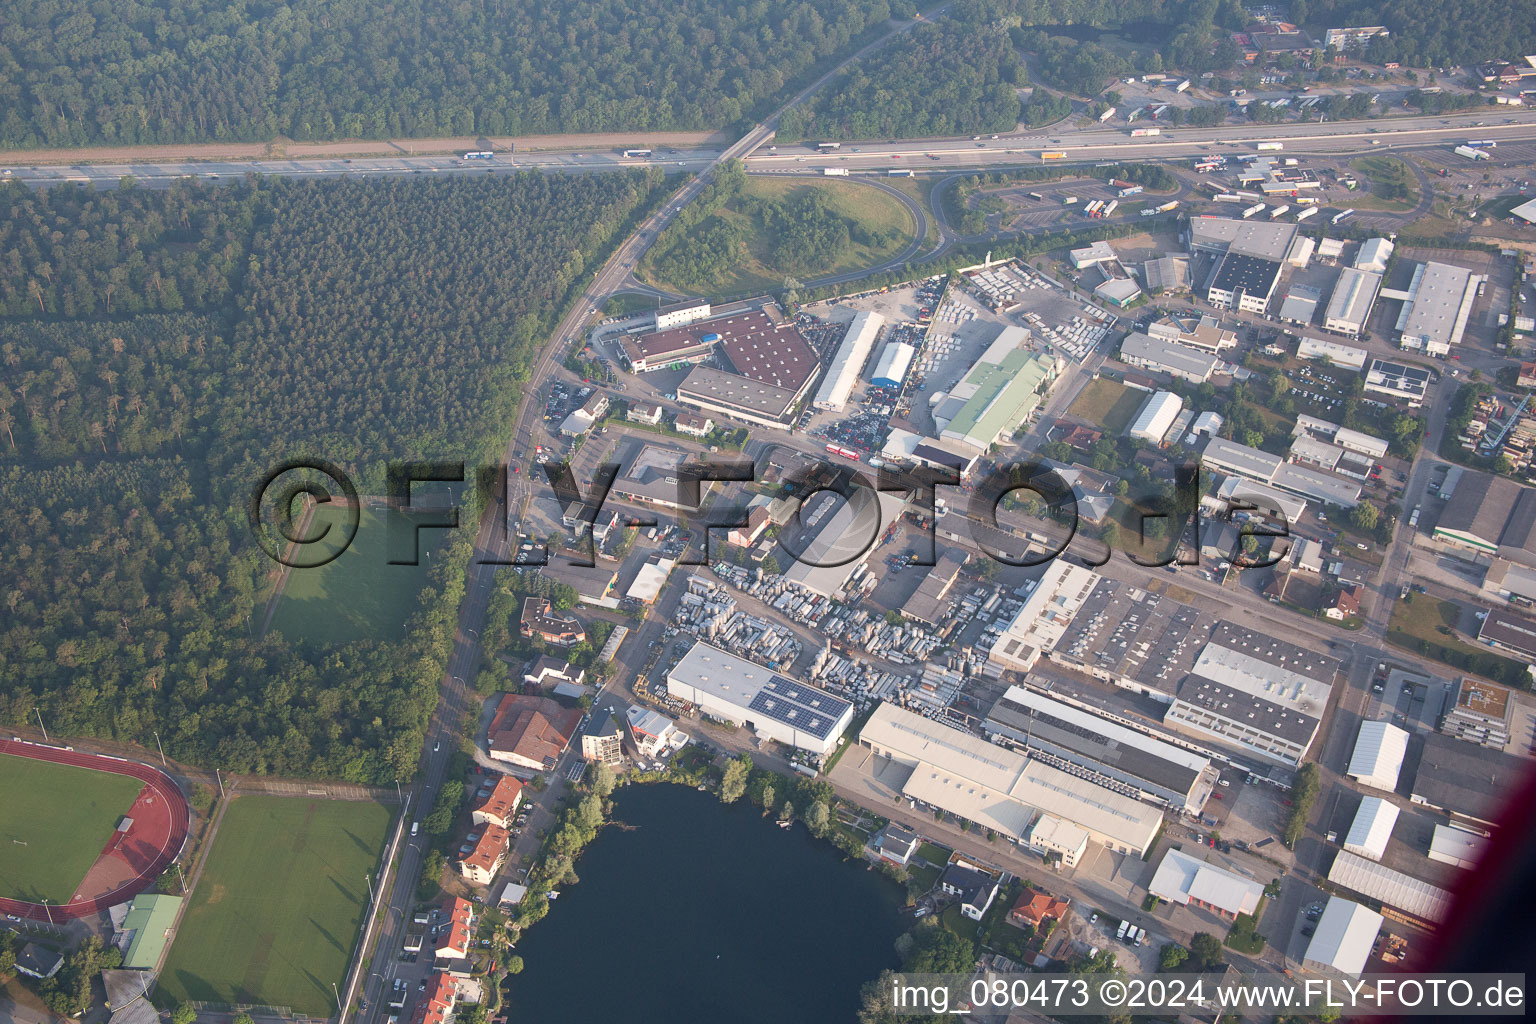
[
  {"left": 1118, "top": 332, "right": 1220, "bottom": 383},
  {"left": 1323, "top": 267, "right": 1382, "bottom": 337},
  {"left": 1428, "top": 824, "right": 1488, "bottom": 870},
  {"left": 1346, "top": 720, "right": 1410, "bottom": 792},
  {"left": 666, "top": 641, "right": 853, "bottom": 756},
  {"left": 1327, "top": 850, "right": 1452, "bottom": 924},
  {"left": 933, "top": 327, "right": 1059, "bottom": 453},
  {"left": 1296, "top": 335, "right": 1368, "bottom": 370},
  {"left": 1201, "top": 435, "right": 1360, "bottom": 507},
  {"left": 860, "top": 702, "right": 1163, "bottom": 858},
  {"left": 813, "top": 311, "right": 884, "bottom": 412},
  {"left": 987, "top": 561, "right": 1101, "bottom": 673},
  {"left": 1303, "top": 897, "right": 1384, "bottom": 975},
  {"left": 1410, "top": 730, "right": 1527, "bottom": 826},
  {"left": 676, "top": 366, "right": 802, "bottom": 428},
  {"left": 1162, "top": 621, "right": 1337, "bottom": 766},
  {"left": 781, "top": 489, "right": 908, "bottom": 600},
  {"left": 1147, "top": 848, "right": 1264, "bottom": 919},
  {"left": 1433, "top": 469, "right": 1536, "bottom": 566},
  {"left": 1205, "top": 252, "right": 1284, "bottom": 315},
  {"left": 1343, "top": 795, "right": 1399, "bottom": 861},
  {"left": 871, "top": 341, "right": 916, "bottom": 388},
  {"left": 1395, "top": 260, "right": 1484, "bottom": 355},
  {"left": 1128, "top": 390, "right": 1183, "bottom": 443},
  {"left": 1362, "top": 359, "right": 1429, "bottom": 407},
  {"left": 982, "top": 685, "right": 1214, "bottom": 814}
]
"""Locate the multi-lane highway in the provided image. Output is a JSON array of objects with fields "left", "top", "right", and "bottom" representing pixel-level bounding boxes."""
[{"left": 9, "top": 108, "right": 1536, "bottom": 190}]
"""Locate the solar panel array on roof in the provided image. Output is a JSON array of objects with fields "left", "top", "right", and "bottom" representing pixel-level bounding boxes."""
[{"left": 746, "top": 676, "right": 853, "bottom": 740}]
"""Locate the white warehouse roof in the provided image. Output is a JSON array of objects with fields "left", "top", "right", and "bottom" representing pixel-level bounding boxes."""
[
  {"left": 1327, "top": 850, "right": 1453, "bottom": 923},
  {"left": 813, "top": 311, "right": 884, "bottom": 411},
  {"left": 1343, "top": 795, "right": 1399, "bottom": 861},
  {"left": 1129, "top": 391, "right": 1184, "bottom": 442},
  {"left": 1304, "top": 897, "right": 1383, "bottom": 975},
  {"left": 1147, "top": 847, "right": 1264, "bottom": 917},
  {"left": 871, "top": 341, "right": 915, "bottom": 387},
  {"left": 1428, "top": 825, "right": 1489, "bottom": 870},
  {"left": 1347, "top": 720, "right": 1410, "bottom": 791}
]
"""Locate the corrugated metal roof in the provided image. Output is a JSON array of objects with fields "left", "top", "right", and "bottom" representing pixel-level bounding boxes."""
[
  {"left": 1343, "top": 795, "right": 1399, "bottom": 861},
  {"left": 1346, "top": 720, "right": 1409, "bottom": 791},
  {"left": 1327, "top": 850, "right": 1453, "bottom": 922},
  {"left": 1304, "top": 896, "right": 1383, "bottom": 974}
]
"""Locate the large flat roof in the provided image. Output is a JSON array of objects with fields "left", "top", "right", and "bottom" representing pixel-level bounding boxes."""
[
  {"left": 1396, "top": 260, "right": 1480, "bottom": 349},
  {"left": 986, "top": 685, "right": 1209, "bottom": 797},
  {"left": 1271, "top": 462, "right": 1361, "bottom": 507},
  {"left": 667, "top": 641, "right": 851, "bottom": 740},
  {"left": 1120, "top": 332, "right": 1220, "bottom": 378},
  {"left": 1210, "top": 252, "right": 1282, "bottom": 300},
  {"left": 1324, "top": 267, "right": 1382, "bottom": 329},
  {"left": 1171, "top": 675, "right": 1320, "bottom": 747},
  {"left": 862, "top": 703, "right": 1162, "bottom": 852},
  {"left": 1411, "top": 730, "right": 1526, "bottom": 824},
  {"left": 1305, "top": 897, "right": 1383, "bottom": 974},
  {"left": 1187, "top": 216, "right": 1298, "bottom": 261},
  {"left": 782, "top": 489, "right": 908, "bottom": 598},
  {"left": 677, "top": 365, "right": 798, "bottom": 420}
]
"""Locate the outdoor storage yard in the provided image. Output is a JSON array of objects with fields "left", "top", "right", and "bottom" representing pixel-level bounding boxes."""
[{"left": 157, "top": 795, "right": 392, "bottom": 1016}]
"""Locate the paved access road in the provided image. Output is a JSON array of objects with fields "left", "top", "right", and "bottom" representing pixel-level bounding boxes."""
[{"left": 8, "top": 108, "right": 1536, "bottom": 189}]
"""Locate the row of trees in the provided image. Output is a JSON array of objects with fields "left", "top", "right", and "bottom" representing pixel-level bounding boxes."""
[
  {"left": 0, "top": 0, "right": 900, "bottom": 148},
  {"left": 1, "top": 171, "right": 666, "bottom": 780}
]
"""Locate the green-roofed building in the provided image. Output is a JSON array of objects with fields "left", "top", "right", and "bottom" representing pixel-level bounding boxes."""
[
  {"left": 120, "top": 894, "right": 183, "bottom": 969},
  {"left": 938, "top": 327, "right": 1059, "bottom": 453}
]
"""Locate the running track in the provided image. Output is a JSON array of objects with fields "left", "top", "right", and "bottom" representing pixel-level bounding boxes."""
[{"left": 0, "top": 738, "right": 190, "bottom": 921}]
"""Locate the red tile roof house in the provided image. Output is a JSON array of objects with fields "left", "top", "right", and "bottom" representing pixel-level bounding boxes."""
[
  {"left": 471, "top": 774, "right": 524, "bottom": 830},
  {"left": 1007, "top": 890, "right": 1071, "bottom": 931},
  {"left": 486, "top": 693, "right": 582, "bottom": 772}
]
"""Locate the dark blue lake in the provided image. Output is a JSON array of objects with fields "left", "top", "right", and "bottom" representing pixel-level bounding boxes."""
[{"left": 501, "top": 782, "right": 907, "bottom": 1022}]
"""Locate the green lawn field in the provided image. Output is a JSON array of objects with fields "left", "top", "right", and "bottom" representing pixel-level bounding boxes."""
[
  {"left": 267, "top": 503, "right": 446, "bottom": 647},
  {"left": 0, "top": 753, "right": 145, "bottom": 903},
  {"left": 158, "top": 796, "right": 392, "bottom": 1015},
  {"left": 1067, "top": 378, "right": 1144, "bottom": 436}
]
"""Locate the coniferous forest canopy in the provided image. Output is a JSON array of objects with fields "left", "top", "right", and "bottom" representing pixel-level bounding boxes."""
[
  {"left": 0, "top": 171, "right": 668, "bottom": 782},
  {"left": 0, "top": 0, "right": 896, "bottom": 148}
]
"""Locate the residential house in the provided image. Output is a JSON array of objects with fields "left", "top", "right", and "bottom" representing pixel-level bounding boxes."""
[
  {"left": 458, "top": 824, "right": 510, "bottom": 885},
  {"left": 674, "top": 411, "right": 715, "bottom": 437},
  {"left": 413, "top": 974, "right": 458, "bottom": 1024},
  {"left": 626, "top": 706, "right": 684, "bottom": 759},
  {"left": 941, "top": 863, "right": 999, "bottom": 922},
  {"left": 435, "top": 897, "right": 475, "bottom": 960},
  {"left": 627, "top": 401, "right": 664, "bottom": 425},
  {"left": 519, "top": 597, "right": 585, "bottom": 646},
  {"left": 1007, "top": 890, "right": 1071, "bottom": 931},
  {"left": 872, "top": 823, "right": 920, "bottom": 867},
  {"left": 487, "top": 694, "right": 583, "bottom": 771},
  {"left": 471, "top": 774, "right": 524, "bottom": 830},
  {"left": 1325, "top": 583, "right": 1362, "bottom": 621},
  {"left": 14, "top": 943, "right": 63, "bottom": 980}
]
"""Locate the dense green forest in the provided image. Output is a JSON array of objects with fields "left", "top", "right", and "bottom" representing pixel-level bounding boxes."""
[
  {"left": 0, "top": 0, "right": 897, "bottom": 148},
  {"left": 782, "top": 8, "right": 1026, "bottom": 140},
  {"left": 1301, "top": 0, "right": 1536, "bottom": 67},
  {"left": 0, "top": 170, "right": 668, "bottom": 781}
]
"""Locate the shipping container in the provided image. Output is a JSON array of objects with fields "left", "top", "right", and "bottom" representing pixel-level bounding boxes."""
[
  {"left": 1256, "top": 141, "right": 1283, "bottom": 151},
  {"left": 1295, "top": 207, "right": 1318, "bottom": 222}
]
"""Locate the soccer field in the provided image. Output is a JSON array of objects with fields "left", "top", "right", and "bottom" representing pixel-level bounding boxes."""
[
  {"left": 267, "top": 503, "right": 446, "bottom": 647},
  {"left": 159, "top": 796, "right": 392, "bottom": 1015},
  {"left": 0, "top": 752, "right": 145, "bottom": 903}
]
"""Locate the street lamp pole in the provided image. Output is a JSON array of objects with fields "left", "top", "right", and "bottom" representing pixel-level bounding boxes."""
[
  {"left": 333, "top": 982, "right": 342, "bottom": 1013},
  {"left": 154, "top": 730, "right": 167, "bottom": 768},
  {"left": 215, "top": 767, "right": 225, "bottom": 798},
  {"left": 33, "top": 708, "right": 48, "bottom": 744}
]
